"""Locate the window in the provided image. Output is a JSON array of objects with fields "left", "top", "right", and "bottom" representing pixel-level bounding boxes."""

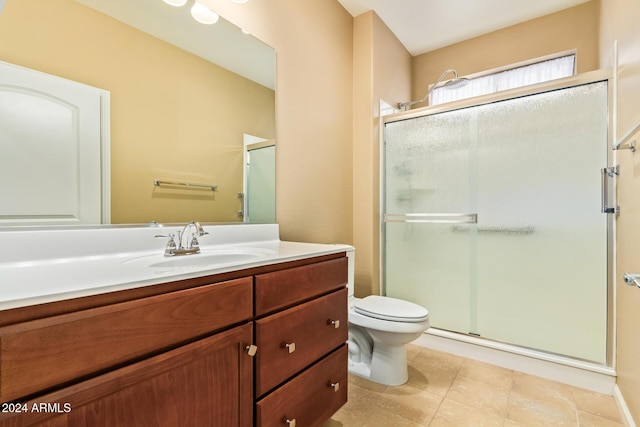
[{"left": 430, "top": 53, "right": 576, "bottom": 106}]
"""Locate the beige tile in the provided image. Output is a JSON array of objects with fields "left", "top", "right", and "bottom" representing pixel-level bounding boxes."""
[
  {"left": 446, "top": 376, "right": 509, "bottom": 418},
  {"left": 332, "top": 348, "right": 625, "bottom": 427},
  {"left": 507, "top": 371, "right": 581, "bottom": 426},
  {"left": 430, "top": 397, "right": 505, "bottom": 427},
  {"left": 571, "top": 387, "right": 622, "bottom": 423},
  {"left": 349, "top": 373, "right": 389, "bottom": 394},
  {"left": 329, "top": 402, "right": 424, "bottom": 427},
  {"left": 577, "top": 410, "right": 624, "bottom": 427},
  {"left": 406, "top": 348, "right": 464, "bottom": 395},
  {"left": 378, "top": 383, "right": 442, "bottom": 424},
  {"left": 406, "top": 343, "right": 423, "bottom": 363},
  {"left": 321, "top": 418, "right": 344, "bottom": 427},
  {"left": 458, "top": 358, "right": 514, "bottom": 391},
  {"left": 511, "top": 371, "right": 576, "bottom": 404},
  {"left": 343, "top": 380, "right": 386, "bottom": 413},
  {"left": 416, "top": 348, "right": 466, "bottom": 372},
  {"left": 507, "top": 387, "right": 578, "bottom": 426}
]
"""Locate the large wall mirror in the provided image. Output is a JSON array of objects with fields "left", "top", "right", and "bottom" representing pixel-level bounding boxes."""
[{"left": 0, "top": 0, "right": 276, "bottom": 226}]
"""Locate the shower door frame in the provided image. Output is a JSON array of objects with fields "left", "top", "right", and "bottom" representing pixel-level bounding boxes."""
[{"left": 380, "top": 69, "right": 615, "bottom": 367}]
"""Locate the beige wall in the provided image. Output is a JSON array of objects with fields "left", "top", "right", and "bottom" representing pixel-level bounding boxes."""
[
  {"left": 600, "top": 0, "right": 640, "bottom": 422},
  {"left": 0, "top": 0, "right": 275, "bottom": 224},
  {"left": 412, "top": 1, "right": 600, "bottom": 109},
  {"left": 353, "top": 12, "right": 411, "bottom": 296},
  {"left": 202, "top": 0, "right": 354, "bottom": 244}
]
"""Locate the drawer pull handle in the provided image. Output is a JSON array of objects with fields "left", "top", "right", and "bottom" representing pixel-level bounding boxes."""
[
  {"left": 285, "top": 418, "right": 296, "bottom": 427},
  {"left": 328, "top": 319, "right": 340, "bottom": 329},
  {"left": 284, "top": 342, "right": 296, "bottom": 353},
  {"left": 330, "top": 382, "right": 340, "bottom": 392},
  {"left": 245, "top": 345, "right": 258, "bottom": 357}
]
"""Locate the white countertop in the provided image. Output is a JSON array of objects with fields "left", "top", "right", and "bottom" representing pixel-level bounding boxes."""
[{"left": 0, "top": 224, "right": 353, "bottom": 311}]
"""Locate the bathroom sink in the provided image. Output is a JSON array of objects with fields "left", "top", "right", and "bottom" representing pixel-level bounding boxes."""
[
  {"left": 123, "top": 247, "right": 274, "bottom": 269},
  {"left": 149, "top": 252, "right": 263, "bottom": 268}
]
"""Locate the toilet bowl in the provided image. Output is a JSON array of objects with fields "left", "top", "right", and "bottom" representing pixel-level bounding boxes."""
[
  {"left": 344, "top": 249, "right": 429, "bottom": 386},
  {"left": 347, "top": 293, "right": 430, "bottom": 386}
]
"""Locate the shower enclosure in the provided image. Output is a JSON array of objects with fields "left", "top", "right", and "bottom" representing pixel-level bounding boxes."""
[{"left": 382, "top": 72, "right": 613, "bottom": 365}]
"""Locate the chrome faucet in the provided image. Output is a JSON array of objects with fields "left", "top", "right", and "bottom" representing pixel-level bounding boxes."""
[{"left": 155, "top": 221, "right": 209, "bottom": 256}]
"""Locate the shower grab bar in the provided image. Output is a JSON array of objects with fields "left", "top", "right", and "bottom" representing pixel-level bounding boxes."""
[
  {"left": 600, "top": 166, "right": 619, "bottom": 214},
  {"left": 384, "top": 213, "right": 478, "bottom": 224},
  {"left": 613, "top": 119, "right": 640, "bottom": 151},
  {"left": 450, "top": 225, "right": 535, "bottom": 235},
  {"left": 153, "top": 179, "right": 217, "bottom": 191},
  {"left": 624, "top": 273, "right": 640, "bottom": 288}
]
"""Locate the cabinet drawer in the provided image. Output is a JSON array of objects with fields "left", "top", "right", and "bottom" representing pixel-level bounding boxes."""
[
  {"left": 256, "top": 345, "right": 348, "bottom": 427},
  {"left": 254, "top": 257, "right": 347, "bottom": 316},
  {"left": 0, "top": 277, "right": 252, "bottom": 402},
  {"left": 255, "top": 288, "right": 347, "bottom": 396}
]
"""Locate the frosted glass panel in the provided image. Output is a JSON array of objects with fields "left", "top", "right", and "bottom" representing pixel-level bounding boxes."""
[
  {"left": 383, "top": 81, "right": 608, "bottom": 363},
  {"left": 384, "top": 109, "right": 477, "bottom": 333},
  {"left": 475, "top": 83, "right": 608, "bottom": 363}
]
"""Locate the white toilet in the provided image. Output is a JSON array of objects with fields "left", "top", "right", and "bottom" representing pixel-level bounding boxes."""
[{"left": 346, "top": 252, "right": 430, "bottom": 386}]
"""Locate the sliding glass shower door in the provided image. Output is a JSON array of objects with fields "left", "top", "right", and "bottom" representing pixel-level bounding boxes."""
[{"left": 383, "top": 79, "right": 609, "bottom": 363}]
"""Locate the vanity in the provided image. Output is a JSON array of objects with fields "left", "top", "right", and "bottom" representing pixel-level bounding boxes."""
[{"left": 0, "top": 224, "right": 351, "bottom": 426}]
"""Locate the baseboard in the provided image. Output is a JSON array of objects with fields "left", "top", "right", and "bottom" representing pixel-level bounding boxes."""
[
  {"left": 414, "top": 329, "right": 616, "bottom": 395},
  {"left": 614, "top": 384, "right": 637, "bottom": 427}
]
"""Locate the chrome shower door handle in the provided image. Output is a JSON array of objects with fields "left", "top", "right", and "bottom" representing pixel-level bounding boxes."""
[
  {"left": 601, "top": 166, "right": 619, "bottom": 214},
  {"left": 384, "top": 213, "right": 478, "bottom": 224}
]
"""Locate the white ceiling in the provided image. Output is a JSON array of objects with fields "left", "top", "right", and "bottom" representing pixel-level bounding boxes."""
[{"left": 336, "top": 0, "right": 591, "bottom": 56}]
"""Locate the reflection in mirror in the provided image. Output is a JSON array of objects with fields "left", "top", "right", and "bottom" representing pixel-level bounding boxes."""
[{"left": 0, "top": 0, "right": 276, "bottom": 226}]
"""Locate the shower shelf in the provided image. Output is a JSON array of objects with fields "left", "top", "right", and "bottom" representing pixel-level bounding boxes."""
[{"left": 450, "top": 225, "right": 536, "bottom": 235}]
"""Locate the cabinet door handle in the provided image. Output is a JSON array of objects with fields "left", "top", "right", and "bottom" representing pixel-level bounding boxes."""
[
  {"left": 284, "top": 342, "right": 296, "bottom": 353},
  {"left": 284, "top": 418, "right": 296, "bottom": 427},
  {"left": 329, "top": 381, "right": 340, "bottom": 392},
  {"left": 245, "top": 344, "right": 258, "bottom": 357},
  {"left": 328, "top": 319, "right": 340, "bottom": 328}
]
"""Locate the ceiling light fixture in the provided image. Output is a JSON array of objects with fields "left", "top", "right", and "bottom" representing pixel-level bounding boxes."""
[
  {"left": 191, "top": 1, "right": 219, "bottom": 25},
  {"left": 163, "top": 0, "right": 188, "bottom": 6}
]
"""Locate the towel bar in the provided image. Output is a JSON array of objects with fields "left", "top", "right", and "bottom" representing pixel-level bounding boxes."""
[{"left": 153, "top": 179, "right": 217, "bottom": 191}]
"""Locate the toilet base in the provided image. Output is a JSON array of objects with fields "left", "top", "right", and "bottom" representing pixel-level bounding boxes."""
[{"left": 348, "top": 343, "right": 409, "bottom": 386}]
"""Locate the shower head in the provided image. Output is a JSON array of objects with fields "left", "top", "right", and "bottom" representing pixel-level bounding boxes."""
[
  {"left": 442, "top": 73, "right": 469, "bottom": 89},
  {"left": 397, "top": 68, "right": 468, "bottom": 111}
]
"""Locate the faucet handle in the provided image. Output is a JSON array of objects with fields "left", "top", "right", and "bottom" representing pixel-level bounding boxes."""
[
  {"left": 191, "top": 221, "right": 208, "bottom": 237},
  {"left": 190, "top": 233, "right": 200, "bottom": 250},
  {"left": 155, "top": 234, "right": 177, "bottom": 256}
]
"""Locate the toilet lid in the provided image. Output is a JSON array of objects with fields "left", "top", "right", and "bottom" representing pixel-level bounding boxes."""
[{"left": 353, "top": 295, "right": 429, "bottom": 323}]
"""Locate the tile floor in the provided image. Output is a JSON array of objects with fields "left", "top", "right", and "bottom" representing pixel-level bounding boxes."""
[{"left": 323, "top": 344, "right": 623, "bottom": 427}]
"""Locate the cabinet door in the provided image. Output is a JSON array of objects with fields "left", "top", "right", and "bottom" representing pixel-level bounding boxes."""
[
  {"left": 0, "top": 323, "right": 254, "bottom": 427},
  {"left": 257, "top": 345, "right": 348, "bottom": 427},
  {"left": 0, "top": 277, "right": 252, "bottom": 402},
  {"left": 255, "top": 288, "right": 347, "bottom": 396}
]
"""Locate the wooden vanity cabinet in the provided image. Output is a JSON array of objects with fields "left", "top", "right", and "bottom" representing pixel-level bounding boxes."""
[{"left": 0, "top": 252, "right": 349, "bottom": 427}]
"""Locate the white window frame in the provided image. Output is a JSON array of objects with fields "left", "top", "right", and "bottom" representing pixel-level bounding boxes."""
[{"left": 430, "top": 50, "right": 577, "bottom": 106}]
